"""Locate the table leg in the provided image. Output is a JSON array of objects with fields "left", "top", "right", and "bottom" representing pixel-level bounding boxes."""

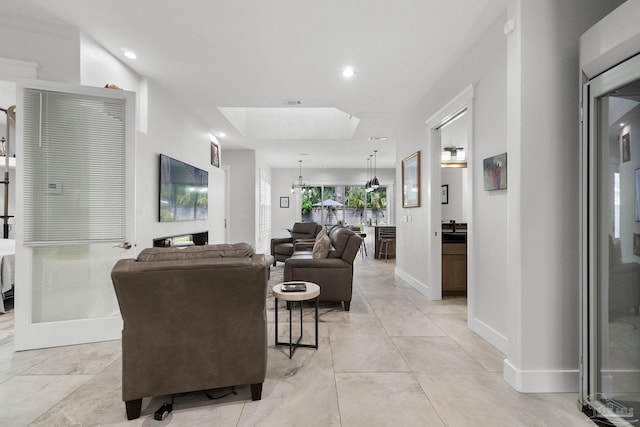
[
  {"left": 274, "top": 296, "right": 279, "bottom": 348},
  {"left": 289, "top": 301, "right": 293, "bottom": 358},
  {"left": 274, "top": 296, "right": 319, "bottom": 358}
]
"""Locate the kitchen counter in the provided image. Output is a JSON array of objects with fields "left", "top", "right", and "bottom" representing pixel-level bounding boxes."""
[{"left": 364, "top": 225, "right": 396, "bottom": 259}]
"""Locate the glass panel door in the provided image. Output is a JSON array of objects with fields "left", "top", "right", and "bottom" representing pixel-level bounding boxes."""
[
  {"left": 14, "top": 80, "right": 135, "bottom": 350},
  {"left": 583, "top": 53, "right": 640, "bottom": 426}
]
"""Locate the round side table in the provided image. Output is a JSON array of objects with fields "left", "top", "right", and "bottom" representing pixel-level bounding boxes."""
[{"left": 272, "top": 282, "right": 320, "bottom": 359}]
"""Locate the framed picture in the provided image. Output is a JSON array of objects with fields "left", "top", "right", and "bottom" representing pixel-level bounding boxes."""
[
  {"left": 402, "top": 151, "right": 420, "bottom": 208},
  {"left": 441, "top": 185, "right": 449, "bottom": 204},
  {"left": 210, "top": 141, "right": 220, "bottom": 168},
  {"left": 622, "top": 133, "right": 631, "bottom": 163},
  {"left": 483, "top": 153, "right": 508, "bottom": 191},
  {"left": 280, "top": 196, "right": 289, "bottom": 208}
]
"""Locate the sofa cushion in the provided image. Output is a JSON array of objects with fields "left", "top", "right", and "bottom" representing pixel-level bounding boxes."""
[
  {"left": 137, "top": 242, "right": 254, "bottom": 262},
  {"left": 312, "top": 229, "right": 331, "bottom": 258},
  {"left": 326, "top": 226, "right": 353, "bottom": 258}
]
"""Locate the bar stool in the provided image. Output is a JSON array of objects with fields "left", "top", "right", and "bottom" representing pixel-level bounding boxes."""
[
  {"left": 378, "top": 227, "right": 396, "bottom": 261},
  {"left": 348, "top": 225, "right": 368, "bottom": 258}
]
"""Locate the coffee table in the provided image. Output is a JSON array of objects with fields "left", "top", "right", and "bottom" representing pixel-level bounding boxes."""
[{"left": 272, "top": 281, "right": 320, "bottom": 359}]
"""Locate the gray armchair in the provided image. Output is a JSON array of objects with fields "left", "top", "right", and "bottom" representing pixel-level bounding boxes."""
[
  {"left": 110, "top": 243, "right": 268, "bottom": 420},
  {"left": 271, "top": 222, "right": 322, "bottom": 265}
]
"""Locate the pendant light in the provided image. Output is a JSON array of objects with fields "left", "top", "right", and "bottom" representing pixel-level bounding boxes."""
[
  {"left": 371, "top": 150, "right": 379, "bottom": 189},
  {"left": 365, "top": 155, "right": 372, "bottom": 192}
]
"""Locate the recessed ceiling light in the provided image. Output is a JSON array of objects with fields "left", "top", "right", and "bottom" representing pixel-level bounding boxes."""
[
  {"left": 217, "top": 132, "right": 226, "bottom": 138},
  {"left": 121, "top": 48, "right": 137, "bottom": 59},
  {"left": 620, "top": 123, "right": 625, "bottom": 127},
  {"left": 342, "top": 66, "right": 356, "bottom": 78}
]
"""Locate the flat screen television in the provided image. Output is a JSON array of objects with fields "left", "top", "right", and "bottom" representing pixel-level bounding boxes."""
[{"left": 159, "top": 154, "right": 208, "bottom": 222}]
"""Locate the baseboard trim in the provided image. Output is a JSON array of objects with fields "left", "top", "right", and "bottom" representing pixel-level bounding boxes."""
[
  {"left": 395, "top": 267, "right": 431, "bottom": 298},
  {"left": 471, "top": 317, "right": 508, "bottom": 354},
  {"left": 503, "top": 359, "right": 579, "bottom": 393}
]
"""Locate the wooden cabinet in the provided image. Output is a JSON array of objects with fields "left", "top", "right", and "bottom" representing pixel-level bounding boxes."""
[{"left": 442, "top": 242, "right": 467, "bottom": 295}]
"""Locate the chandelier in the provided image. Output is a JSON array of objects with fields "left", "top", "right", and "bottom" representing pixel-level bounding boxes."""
[{"left": 291, "top": 160, "right": 310, "bottom": 193}]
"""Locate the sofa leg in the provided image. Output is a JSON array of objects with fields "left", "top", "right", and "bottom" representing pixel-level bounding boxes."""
[
  {"left": 250, "top": 383, "right": 263, "bottom": 401},
  {"left": 344, "top": 301, "right": 351, "bottom": 311},
  {"left": 125, "top": 399, "right": 142, "bottom": 420}
]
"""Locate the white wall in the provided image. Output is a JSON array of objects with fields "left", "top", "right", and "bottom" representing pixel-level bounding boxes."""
[
  {"left": 224, "top": 150, "right": 257, "bottom": 247},
  {"left": 0, "top": 13, "right": 80, "bottom": 83},
  {"left": 503, "top": 0, "right": 624, "bottom": 392},
  {"left": 396, "top": 12, "right": 509, "bottom": 344},
  {"left": 396, "top": 0, "right": 622, "bottom": 393},
  {"left": 270, "top": 167, "right": 396, "bottom": 239}
]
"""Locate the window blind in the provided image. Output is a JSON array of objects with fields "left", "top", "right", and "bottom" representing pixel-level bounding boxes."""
[
  {"left": 259, "top": 170, "right": 271, "bottom": 243},
  {"left": 22, "top": 89, "right": 127, "bottom": 244}
]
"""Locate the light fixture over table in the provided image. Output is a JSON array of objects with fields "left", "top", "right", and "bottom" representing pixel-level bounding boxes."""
[{"left": 291, "top": 160, "right": 310, "bottom": 193}]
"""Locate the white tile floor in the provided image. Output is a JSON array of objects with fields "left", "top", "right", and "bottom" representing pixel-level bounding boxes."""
[{"left": 0, "top": 257, "right": 596, "bottom": 426}]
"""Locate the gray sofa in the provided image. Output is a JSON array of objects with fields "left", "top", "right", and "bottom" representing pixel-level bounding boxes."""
[
  {"left": 111, "top": 243, "right": 268, "bottom": 420},
  {"left": 284, "top": 226, "right": 361, "bottom": 311}
]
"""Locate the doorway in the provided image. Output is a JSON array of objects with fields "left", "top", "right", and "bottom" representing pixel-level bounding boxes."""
[
  {"left": 426, "top": 85, "right": 474, "bottom": 325},
  {"left": 440, "top": 111, "right": 469, "bottom": 297},
  {"left": 0, "top": 80, "right": 16, "bottom": 320},
  {"left": 582, "top": 52, "right": 640, "bottom": 425}
]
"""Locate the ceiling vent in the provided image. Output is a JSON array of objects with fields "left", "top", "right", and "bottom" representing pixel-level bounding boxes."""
[{"left": 282, "top": 99, "right": 303, "bottom": 106}]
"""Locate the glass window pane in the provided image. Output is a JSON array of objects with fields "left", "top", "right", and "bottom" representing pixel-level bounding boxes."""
[{"left": 32, "top": 243, "right": 120, "bottom": 322}]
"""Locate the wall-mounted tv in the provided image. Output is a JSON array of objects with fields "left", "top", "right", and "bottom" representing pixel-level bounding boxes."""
[{"left": 159, "top": 154, "right": 208, "bottom": 222}]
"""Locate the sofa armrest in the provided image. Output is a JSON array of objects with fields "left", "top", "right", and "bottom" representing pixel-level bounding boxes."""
[
  {"left": 271, "top": 237, "right": 292, "bottom": 254},
  {"left": 284, "top": 257, "right": 349, "bottom": 269}
]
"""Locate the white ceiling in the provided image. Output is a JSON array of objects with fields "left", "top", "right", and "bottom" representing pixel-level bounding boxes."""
[{"left": 10, "top": 0, "right": 506, "bottom": 168}]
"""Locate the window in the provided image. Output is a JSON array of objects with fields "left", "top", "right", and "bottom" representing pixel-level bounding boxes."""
[
  {"left": 259, "top": 170, "right": 271, "bottom": 243},
  {"left": 300, "top": 184, "right": 388, "bottom": 226}
]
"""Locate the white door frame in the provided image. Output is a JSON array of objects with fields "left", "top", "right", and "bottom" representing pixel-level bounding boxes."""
[
  {"left": 425, "top": 85, "right": 475, "bottom": 324},
  {"left": 223, "top": 164, "right": 231, "bottom": 243}
]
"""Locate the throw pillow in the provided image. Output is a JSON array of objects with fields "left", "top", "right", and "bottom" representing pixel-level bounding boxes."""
[{"left": 312, "top": 232, "right": 331, "bottom": 259}]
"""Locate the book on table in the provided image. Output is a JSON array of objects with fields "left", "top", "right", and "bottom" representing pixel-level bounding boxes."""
[{"left": 281, "top": 282, "right": 307, "bottom": 292}]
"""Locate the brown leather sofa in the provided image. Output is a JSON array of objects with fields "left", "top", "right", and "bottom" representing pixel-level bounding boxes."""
[
  {"left": 110, "top": 243, "right": 268, "bottom": 420},
  {"left": 271, "top": 222, "right": 323, "bottom": 265},
  {"left": 284, "top": 226, "right": 362, "bottom": 311}
]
